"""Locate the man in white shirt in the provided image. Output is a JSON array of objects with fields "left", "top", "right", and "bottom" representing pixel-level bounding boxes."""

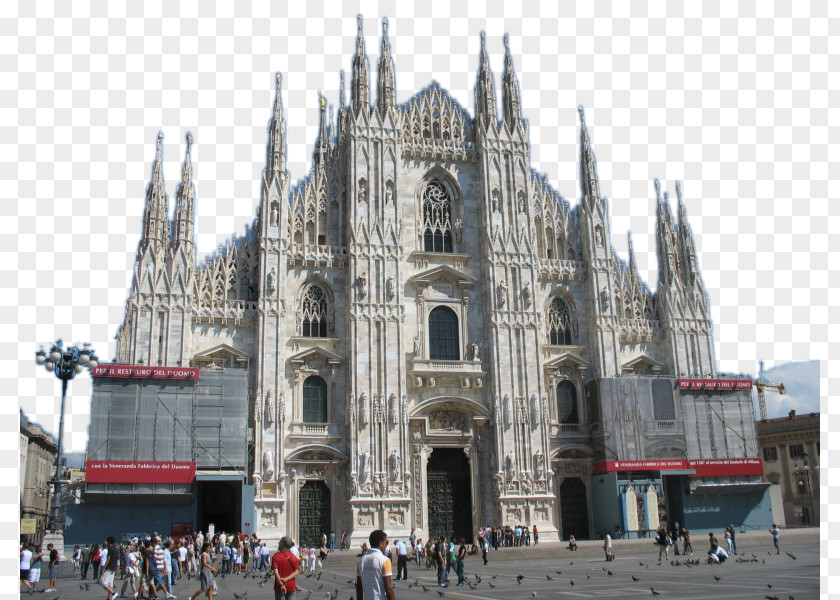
[
  {"left": 414, "top": 539, "right": 423, "bottom": 568},
  {"left": 356, "top": 530, "right": 395, "bottom": 600},
  {"left": 261, "top": 542, "right": 271, "bottom": 570},
  {"left": 394, "top": 539, "right": 408, "bottom": 581}
]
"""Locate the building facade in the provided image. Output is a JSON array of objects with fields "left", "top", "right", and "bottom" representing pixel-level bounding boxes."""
[
  {"left": 757, "top": 411, "right": 820, "bottom": 526},
  {"left": 81, "top": 17, "right": 772, "bottom": 545},
  {"left": 20, "top": 409, "right": 58, "bottom": 544}
]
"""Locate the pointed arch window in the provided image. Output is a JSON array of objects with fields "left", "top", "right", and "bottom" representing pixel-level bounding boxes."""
[
  {"left": 422, "top": 181, "right": 453, "bottom": 253},
  {"left": 556, "top": 381, "right": 579, "bottom": 424},
  {"left": 428, "top": 306, "right": 459, "bottom": 360},
  {"left": 301, "top": 285, "right": 328, "bottom": 337},
  {"left": 548, "top": 297, "right": 573, "bottom": 345},
  {"left": 302, "top": 375, "right": 328, "bottom": 423}
]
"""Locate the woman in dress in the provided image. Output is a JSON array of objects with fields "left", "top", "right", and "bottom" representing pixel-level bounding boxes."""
[{"left": 189, "top": 542, "right": 217, "bottom": 600}]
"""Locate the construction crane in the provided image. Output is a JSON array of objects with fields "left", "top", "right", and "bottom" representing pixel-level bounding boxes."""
[{"left": 754, "top": 360, "right": 786, "bottom": 421}]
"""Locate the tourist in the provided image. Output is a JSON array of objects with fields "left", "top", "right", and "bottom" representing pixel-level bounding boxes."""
[
  {"left": 481, "top": 537, "right": 489, "bottom": 566},
  {"left": 272, "top": 537, "right": 300, "bottom": 600},
  {"left": 603, "top": 532, "right": 613, "bottom": 561},
  {"left": 72, "top": 545, "right": 82, "bottom": 572},
  {"left": 189, "top": 542, "right": 217, "bottom": 600},
  {"left": 330, "top": 530, "right": 336, "bottom": 552},
  {"left": 29, "top": 544, "right": 43, "bottom": 592},
  {"left": 682, "top": 529, "right": 693, "bottom": 555},
  {"left": 101, "top": 536, "right": 119, "bottom": 600},
  {"left": 414, "top": 538, "right": 423, "bottom": 569},
  {"left": 119, "top": 544, "right": 141, "bottom": 599},
  {"left": 706, "top": 544, "right": 728, "bottom": 564},
  {"left": 48, "top": 542, "right": 60, "bottom": 593},
  {"left": 724, "top": 528, "right": 733, "bottom": 555},
  {"left": 434, "top": 537, "right": 446, "bottom": 586},
  {"left": 455, "top": 539, "right": 467, "bottom": 587},
  {"left": 533, "top": 525, "right": 539, "bottom": 545},
  {"left": 567, "top": 535, "right": 577, "bottom": 551},
  {"left": 769, "top": 524, "right": 781, "bottom": 554},
  {"left": 82, "top": 544, "right": 92, "bottom": 580},
  {"left": 394, "top": 538, "right": 408, "bottom": 580},
  {"left": 655, "top": 527, "right": 670, "bottom": 564},
  {"left": 21, "top": 543, "right": 33, "bottom": 593},
  {"left": 356, "top": 530, "right": 396, "bottom": 600},
  {"left": 728, "top": 524, "right": 738, "bottom": 555},
  {"left": 340, "top": 530, "right": 348, "bottom": 551}
]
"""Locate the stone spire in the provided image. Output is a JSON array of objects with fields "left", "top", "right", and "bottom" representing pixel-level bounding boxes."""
[
  {"left": 578, "top": 106, "right": 600, "bottom": 212},
  {"left": 172, "top": 131, "right": 195, "bottom": 250},
  {"left": 675, "top": 180, "right": 699, "bottom": 282},
  {"left": 627, "top": 230, "right": 637, "bottom": 275},
  {"left": 376, "top": 17, "right": 395, "bottom": 117},
  {"left": 501, "top": 34, "right": 522, "bottom": 130},
  {"left": 351, "top": 15, "right": 370, "bottom": 115},
  {"left": 268, "top": 72, "right": 287, "bottom": 181},
  {"left": 474, "top": 31, "right": 496, "bottom": 128},
  {"left": 315, "top": 92, "right": 327, "bottom": 168},
  {"left": 142, "top": 131, "right": 169, "bottom": 249},
  {"left": 655, "top": 180, "right": 678, "bottom": 286}
]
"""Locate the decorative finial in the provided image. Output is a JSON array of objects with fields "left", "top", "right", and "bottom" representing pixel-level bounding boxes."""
[
  {"left": 357, "top": 14, "right": 363, "bottom": 34},
  {"left": 320, "top": 93, "right": 326, "bottom": 111},
  {"left": 185, "top": 131, "right": 193, "bottom": 153},
  {"left": 663, "top": 190, "right": 670, "bottom": 205},
  {"left": 157, "top": 131, "right": 164, "bottom": 152},
  {"left": 654, "top": 178, "right": 661, "bottom": 201},
  {"left": 578, "top": 105, "right": 585, "bottom": 124},
  {"left": 276, "top": 72, "right": 282, "bottom": 90},
  {"left": 480, "top": 31, "right": 486, "bottom": 46},
  {"left": 675, "top": 180, "right": 682, "bottom": 202},
  {"left": 503, "top": 33, "right": 509, "bottom": 49},
  {"left": 382, "top": 16, "right": 388, "bottom": 35}
]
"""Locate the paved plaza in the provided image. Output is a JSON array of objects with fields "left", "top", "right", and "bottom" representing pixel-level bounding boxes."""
[{"left": 32, "top": 529, "right": 818, "bottom": 600}]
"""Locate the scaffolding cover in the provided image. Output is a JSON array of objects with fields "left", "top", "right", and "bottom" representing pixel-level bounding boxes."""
[{"left": 89, "top": 368, "right": 249, "bottom": 495}]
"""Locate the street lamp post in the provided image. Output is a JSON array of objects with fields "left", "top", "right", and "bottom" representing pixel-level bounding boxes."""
[
  {"left": 793, "top": 453, "right": 816, "bottom": 526},
  {"left": 34, "top": 339, "right": 98, "bottom": 534}
]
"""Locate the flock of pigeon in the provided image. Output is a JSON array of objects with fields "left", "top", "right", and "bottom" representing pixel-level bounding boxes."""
[{"left": 60, "top": 548, "right": 804, "bottom": 600}]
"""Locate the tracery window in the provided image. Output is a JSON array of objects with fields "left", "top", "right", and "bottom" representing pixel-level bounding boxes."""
[
  {"left": 556, "top": 381, "right": 579, "bottom": 424},
  {"left": 422, "top": 181, "right": 453, "bottom": 253},
  {"left": 428, "top": 306, "right": 459, "bottom": 360},
  {"left": 302, "top": 375, "right": 328, "bottom": 423},
  {"left": 301, "top": 285, "right": 328, "bottom": 338},
  {"left": 547, "top": 297, "right": 573, "bottom": 345}
]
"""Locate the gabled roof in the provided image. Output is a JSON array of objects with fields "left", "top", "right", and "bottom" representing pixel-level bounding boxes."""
[
  {"left": 543, "top": 351, "right": 591, "bottom": 370},
  {"left": 407, "top": 264, "right": 477, "bottom": 288},
  {"left": 288, "top": 345, "right": 343, "bottom": 366},
  {"left": 621, "top": 354, "right": 665, "bottom": 373}
]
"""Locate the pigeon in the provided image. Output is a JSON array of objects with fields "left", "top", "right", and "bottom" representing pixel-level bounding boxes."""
[
  {"left": 317, "top": 572, "right": 322, "bottom": 580},
  {"left": 608, "top": 571, "right": 613, "bottom": 576},
  {"left": 516, "top": 574, "right": 524, "bottom": 584},
  {"left": 765, "top": 596, "right": 779, "bottom": 600},
  {"left": 474, "top": 575, "right": 481, "bottom": 583},
  {"left": 555, "top": 570, "right": 562, "bottom": 575},
  {"left": 415, "top": 579, "right": 421, "bottom": 586},
  {"left": 85, "top": 584, "right": 91, "bottom": 591},
  {"left": 468, "top": 583, "right": 477, "bottom": 590},
  {"left": 436, "top": 592, "right": 445, "bottom": 598},
  {"left": 714, "top": 576, "right": 721, "bottom": 581},
  {"left": 569, "top": 562, "right": 574, "bottom": 565},
  {"left": 632, "top": 576, "right": 640, "bottom": 582},
  {"left": 488, "top": 582, "right": 496, "bottom": 588},
  {"left": 570, "top": 579, "right": 575, "bottom": 586},
  {"left": 602, "top": 567, "right": 606, "bottom": 571},
  {"left": 318, "top": 584, "right": 324, "bottom": 590},
  {"left": 531, "top": 593, "right": 537, "bottom": 598},
  {"left": 651, "top": 588, "right": 661, "bottom": 596},
  {"left": 768, "top": 584, "right": 773, "bottom": 589},
  {"left": 422, "top": 585, "right": 429, "bottom": 592},
  {"left": 786, "top": 552, "right": 797, "bottom": 560},
  {"left": 234, "top": 593, "right": 248, "bottom": 599},
  {"left": 586, "top": 574, "right": 591, "bottom": 579},
  {"left": 345, "top": 580, "right": 354, "bottom": 585},
  {"left": 491, "top": 574, "right": 498, "bottom": 579},
  {"left": 546, "top": 575, "right": 553, "bottom": 580},
  {"left": 639, "top": 562, "right": 645, "bottom": 567}
]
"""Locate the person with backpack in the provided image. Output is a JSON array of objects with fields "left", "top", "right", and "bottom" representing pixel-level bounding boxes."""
[
  {"left": 272, "top": 537, "right": 300, "bottom": 600},
  {"left": 655, "top": 527, "right": 670, "bottom": 563}
]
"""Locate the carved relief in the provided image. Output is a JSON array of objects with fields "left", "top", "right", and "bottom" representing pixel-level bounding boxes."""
[
  {"left": 264, "top": 390, "right": 275, "bottom": 425},
  {"left": 359, "top": 451, "right": 371, "bottom": 484},
  {"left": 503, "top": 394, "right": 512, "bottom": 427},
  {"left": 388, "top": 510, "right": 405, "bottom": 526},
  {"left": 358, "top": 512, "right": 374, "bottom": 527},
  {"left": 388, "top": 393, "right": 398, "bottom": 424},
  {"left": 267, "top": 266, "right": 277, "bottom": 295},
  {"left": 386, "top": 276, "right": 396, "bottom": 301},
  {"left": 506, "top": 508, "right": 522, "bottom": 522},
  {"left": 428, "top": 410, "right": 467, "bottom": 432},
  {"left": 388, "top": 449, "right": 402, "bottom": 481},
  {"left": 358, "top": 177, "right": 368, "bottom": 203},
  {"left": 497, "top": 280, "right": 508, "bottom": 307},
  {"left": 260, "top": 509, "right": 278, "bottom": 528},
  {"left": 359, "top": 392, "right": 369, "bottom": 425},
  {"left": 262, "top": 450, "right": 275, "bottom": 481},
  {"left": 534, "top": 507, "right": 548, "bottom": 522}
]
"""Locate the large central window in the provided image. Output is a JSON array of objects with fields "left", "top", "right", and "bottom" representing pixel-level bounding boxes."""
[
  {"left": 422, "top": 181, "right": 453, "bottom": 253},
  {"left": 428, "top": 306, "right": 459, "bottom": 360},
  {"left": 301, "top": 285, "right": 328, "bottom": 337},
  {"left": 548, "top": 297, "right": 573, "bottom": 345},
  {"left": 302, "top": 375, "right": 328, "bottom": 423},
  {"left": 556, "top": 381, "right": 579, "bottom": 424}
]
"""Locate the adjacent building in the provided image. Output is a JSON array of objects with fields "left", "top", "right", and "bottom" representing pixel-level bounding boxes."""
[
  {"left": 757, "top": 410, "right": 820, "bottom": 526},
  {"left": 71, "top": 17, "right": 773, "bottom": 545},
  {"left": 20, "top": 409, "right": 58, "bottom": 544}
]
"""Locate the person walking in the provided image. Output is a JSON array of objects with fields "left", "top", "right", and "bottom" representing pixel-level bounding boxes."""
[
  {"left": 434, "top": 537, "right": 446, "bottom": 587},
  {"left": 21, "top": 544, "right": 34, "bottom": 593},
  {"left": 356, "top": 530, "right": 396, "bottom": 600},
  {"left": 724, "top": 529, "right": 733, "bottom": 554},
  {"left": 189, "top": 542, "right": 217, "bottom": 600},
  {"left": 272, "top": 537, "right": 300, "bottom": 600},
  {"left": 340, "top": 531, "right": 347, "bottom": 551},
  {"left": 603, "top": 533, "right": 613, "bottom": 561},
  {"left": 533, "top": 525, "right": 539, "bottom": 545},
  {"left": 47, "top": 542, "right": 60, "bottom": 593},
  {"left": 769, "top": 524, "right": 781, "bottom": 554},
  {"left": 728, "top": 524, "right": 738, "bottom": 555},
  {"left": 119, "top": 544, "right": 141, "bottom": 599},
  {"left": 82, "top": 544, "right": 92, "bottom": 580},
  {"left": 28, "top": 545, "right": 43, "bottom": 592},
  {"left": 481, "top": 538, "right": 488, "bottom": 566},
  {"left": 394, "top": 539, "right": 408, "bottom": 581},
  {"left": 414, "top": 539, "right": 423, "bottom": 569},
  {"left": 101, "top": 536, "right": 120, "bottom": 600}
]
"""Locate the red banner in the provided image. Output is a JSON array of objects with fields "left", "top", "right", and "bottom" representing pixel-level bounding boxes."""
[
  {"left": 688, "top": 458, "right": 763, "bottom": 477},
  {"left": 92, "top": 365, "right": 200, "bottom": 380},
  {"left": 678, "top": 378, "right": 752, "bottom": 390},
  {"left": 85, "top": 461, "right": 196, "bottom": 483},
  {"left": 593, "top": 457, "right": 763, "bottom": 477}
]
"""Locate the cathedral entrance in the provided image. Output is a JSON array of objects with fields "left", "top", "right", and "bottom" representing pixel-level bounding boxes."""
[
  {"left": 559, "top": 478, "right": 589, "bottom": 540},
  {"left": 426, "top": 448, "right": 473, "bottom": 542},
  {"left": 298, "top": 480, "right": 331, "bottom": 547}
]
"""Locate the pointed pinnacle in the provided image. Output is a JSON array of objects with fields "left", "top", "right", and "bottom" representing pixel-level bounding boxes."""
[
  {"left": 382, "top": 16, "right": 388, "bottom": 36},
  {"left": 185, "top": 131, "right": 193, "bottom": 156},
  {"left": 654, "top": 178, "right": 661, "bottom": 203},
  {"left": 578, "top": 105, "right": 585, "bottom": 124},
  {"left": 156, "top": 131, "right": 164, "bottom": 157},
  {"left": 356, "top": 14, "right": 365, "bottom": 51},
  {"left": 675, "top": 180, "right": 683, "bottom": 203}
]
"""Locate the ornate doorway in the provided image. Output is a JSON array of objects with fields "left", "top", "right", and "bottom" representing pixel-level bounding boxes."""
[
  {"left": 426, "top": 448, "right": 473, "bottom": 542},
  {"left": 298, "top": 480, "right": 331, "bottom": 547},
  {"left": 559, "top": 478, "right": 589, "bottom": 540}
]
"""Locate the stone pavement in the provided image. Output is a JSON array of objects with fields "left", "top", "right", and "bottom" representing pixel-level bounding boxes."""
[{"left": 30, "top": 528, "right": 818, "bottom": 600}]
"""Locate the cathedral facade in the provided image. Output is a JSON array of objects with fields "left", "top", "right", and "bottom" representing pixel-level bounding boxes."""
[{"left": 97, "top": 17, "right": 769, "bottom": 546}]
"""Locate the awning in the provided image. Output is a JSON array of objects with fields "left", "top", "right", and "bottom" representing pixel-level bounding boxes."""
[{"left": 691, "top": 481, "right": 771, "bottom": 495}]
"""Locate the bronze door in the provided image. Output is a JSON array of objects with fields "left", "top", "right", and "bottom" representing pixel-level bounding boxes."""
[
  {"left": 426, "top": 448, "right": 473, "bottom": 542},
  {"left": 559, "top": 477, "right": 589, "bottom": 540},
  {"left": 299, "top": 480, "right": 331, "bottom": 547}
]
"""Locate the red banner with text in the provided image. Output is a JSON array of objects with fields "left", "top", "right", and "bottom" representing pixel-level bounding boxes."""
[
  {"left": 678, "top": 378, "right": 753, "bottom": 390},
  {"left": 92, "top": 365, "right": 200, "bottom": 380},
  {"left": 85, "top": 461, "right": 197, "bottom": 484},
  {"left": 594, "top": 457, "right": 763, "bottom": 477}
]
